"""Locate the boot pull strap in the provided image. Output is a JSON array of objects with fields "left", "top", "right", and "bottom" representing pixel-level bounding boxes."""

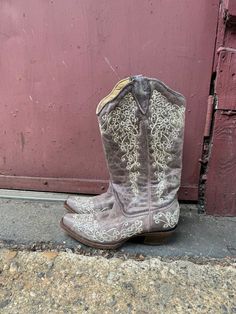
[{"left": 96, "top": 77, "right": 132, "bottom": 115}]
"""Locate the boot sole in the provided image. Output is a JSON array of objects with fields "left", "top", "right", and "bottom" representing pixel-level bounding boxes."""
[{"left": 60, "top": 219, "right": 176, "bottom": 250}]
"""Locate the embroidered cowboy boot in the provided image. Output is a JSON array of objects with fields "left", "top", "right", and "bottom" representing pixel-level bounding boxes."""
[
  {"left": 64, "top": 78, "right": 132, "bottom": 214},
  {"left": 61, "top": 76, "right": 185, "bottom": 249}
]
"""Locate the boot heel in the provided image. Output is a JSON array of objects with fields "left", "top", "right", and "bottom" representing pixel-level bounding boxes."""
[{"left": 143, "top": 230, "right": 175, "bottom": 245}]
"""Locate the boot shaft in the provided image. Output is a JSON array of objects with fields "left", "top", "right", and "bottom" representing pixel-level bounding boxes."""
[{"left": 97, "top": 76, "right": 185, "bottom": 215}]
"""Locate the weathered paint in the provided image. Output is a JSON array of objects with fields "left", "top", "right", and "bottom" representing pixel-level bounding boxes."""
[
  {"left": 0, "top": 0, "right": 219, "bottom": 198},
  {"left": 205, "top": 112, "right": 236, "bottom": 216},
  {"left": 205, "top": 0, "right": 236, "bottom": 216},
  {"left": 228, "top": 0, "right": 236, "bottom": 23},
  {"left": 216, "top": 50, "right": 236, "bottom": 110}
]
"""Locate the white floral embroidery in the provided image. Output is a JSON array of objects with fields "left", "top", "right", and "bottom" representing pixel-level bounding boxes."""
[
  {"left": 100, "top": 93, "right": 140, "bottom": 195},
  {"left": 153, "top": 207, "right": 179, "bottom": 229},
  {"left": 72, "top": 214, "right": 143, "bottom": 243},
  {"left": 148, "top": 90, "right": 185, "bottom": 199},
  {"left": 73, "top": 198, "right": 95, "bottom": 214},
  {"left": 72, "top": 198, "right": 109, "bottom": 214}
]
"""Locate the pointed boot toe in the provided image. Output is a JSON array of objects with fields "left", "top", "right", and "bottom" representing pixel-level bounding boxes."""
[
  {"left": 60, "top": 213, "right": 78, "bottom": 236},
  {"left": 60, "top": 213, "right": 81, "bottom": 243},
  {"left": 64, "top": 197, "right": 78, "bottom": 213}
]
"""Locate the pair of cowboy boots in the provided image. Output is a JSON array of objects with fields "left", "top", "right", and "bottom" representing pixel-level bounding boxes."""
[{"left": 61, "top": 75, "right": 185, "bottom": 249}]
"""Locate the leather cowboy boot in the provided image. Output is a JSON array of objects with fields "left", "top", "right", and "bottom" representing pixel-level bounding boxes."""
[
  {"left": 60, "top": 76, "right": 185, "bottom": 249},
  {"left": 64, "top": 78, "right": 132, "bottom": 214}
]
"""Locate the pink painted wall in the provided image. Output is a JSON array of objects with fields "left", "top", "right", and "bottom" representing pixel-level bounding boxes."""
[{"left": 0, "top": 0, "right": 219, "bottom": 198}]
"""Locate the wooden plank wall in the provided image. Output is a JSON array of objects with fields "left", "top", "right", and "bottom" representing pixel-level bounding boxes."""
[{"left": 205, "top": 0, "right": 236, "bottom": 216}]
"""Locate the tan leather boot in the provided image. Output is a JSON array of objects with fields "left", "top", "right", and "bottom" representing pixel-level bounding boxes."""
[{"left": 61, "top": 76, "right": 185, "bottom": 249}]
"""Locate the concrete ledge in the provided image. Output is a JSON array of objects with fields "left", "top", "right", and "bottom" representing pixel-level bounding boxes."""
[
  {"left": 0, "top": 249, "right": 235, "bottom": 313},
  {"left": 0, "top": 197, "right": 235, "bottom": 259}
]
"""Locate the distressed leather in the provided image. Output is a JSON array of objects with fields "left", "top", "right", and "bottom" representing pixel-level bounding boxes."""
[
  {"left": 65, "top": 183, "right": 114, "bottom": 214},
  {"left": 62, "top": 76, "right": 185, "bottom": 247}
]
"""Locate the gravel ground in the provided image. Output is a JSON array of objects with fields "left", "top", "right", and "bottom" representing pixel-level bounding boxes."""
[{"left": 0, "top": 249, "right": 235, "bottom": 314}]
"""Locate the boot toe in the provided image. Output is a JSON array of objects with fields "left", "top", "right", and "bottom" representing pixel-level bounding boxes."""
[
  {"left": 61, "top": 213, "right": 78, "bottom": 230},
  {"left": 66, "top": 196, "right": 78, "bottom": 212}
]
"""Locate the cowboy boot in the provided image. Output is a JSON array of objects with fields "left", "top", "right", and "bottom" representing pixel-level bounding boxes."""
[
  {"left": 61, "top": 75, "right": 185, "bottom": 249},
  {"left": 64, "top": 78, "right": 132, "bottom": 214}
]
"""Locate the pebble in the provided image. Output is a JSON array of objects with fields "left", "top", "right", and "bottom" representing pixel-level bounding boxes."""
[{"left": 9, "top": 261, "right": 19, "bottom": 273}]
